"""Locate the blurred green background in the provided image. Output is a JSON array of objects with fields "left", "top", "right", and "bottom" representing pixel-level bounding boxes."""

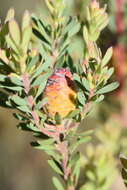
[{"left": 0, "top": 0, "right": 127, "bottom": 190}]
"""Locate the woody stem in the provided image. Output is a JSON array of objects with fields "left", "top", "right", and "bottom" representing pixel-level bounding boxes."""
[{"left": 56, "top": 133, "right": 76, "bottom": 190}]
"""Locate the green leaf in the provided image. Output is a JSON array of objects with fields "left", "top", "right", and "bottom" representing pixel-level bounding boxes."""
[
  {"left": 69, "top": 152, "right": 80, "bottom": 168},
  {"left": 95, "top": 95, "right": 104, "bottom": 103},
  {"left": 71, "top": 137, "right": 91, "bottom": 153},
  {"left": 45, "top": 0, "right": 54, "bottom": 14},
  {"left": 68, "top": 22, "right": 80, "bottom": 37},
  {"left": 0, "top": 85, "right": 22, "bottom": 92},
  {"left": 96, "top": 82, "right": 119, "bottom": 94},
  {"left": 0, "top": 74, "right": 7, "bottom": 82},
  {"left": 45, "top": 150, "right": 61, "bottom": 163},
  {"left": 22, "top": 10, "right": 31, "bottom": 31},
  {"left": 6, "top": 100, "right": 12, "bottom": 107},
  {"left": 26, "top": 123, "right": 40, "bottom": 132},
  {"left": 64, "top": 17, "right": 80, "bottom": 37},
  {"left": 17, "top": 122, "right": 30, "bottom": 131},
  {"left": 17, "top": 105, "right": 31, "bottom": 113},
  {"left": 6, "top": 35, "right": 19, "bottom": 55},
  {"left": 55, "top": 112, "right": 62, "bottom": 125},
  {"left": 89, "top": 30, "right": 100, "bottom": 42},
  {"left": 77, "top": 91, "right": 86, "bottom": 105},
  {"left": 31, "top": 62, "right": 52, "bottom": 81},
  {"left": 27, "top": 56, "right": 39, "bottom": 71},
  {"left": 35, "top": 80, "right": 47, "bottom": 99},
  {"left": 32, "top": 75, "right": 45, "bottom": 87},
  {"left": 38, "top": 138, "right": 55, "bottom": 146},
  {"left": 75, "top": 61, "right": 84, "bottom": 75},
  {"left": 33, "top": 28, "right": 51, "bottom": 48},
  {"left": 35, "top": 144, "right": 55, "bottom": 151},
  {"left": 5, "top": 8, "right": 15, "bottom": 22},
  {"left": 59, "top": 37, "right": 70, "bottom": 55},
  {"left": 13, "top": 113, "right": 29, "bottom": 121},
  {"left": 11, "top": 95, "right": 26, "bottom": 106},
  {"left": 72, "top": 154, "right": 81, "bottom": 183},
  {"left": 48, "top": 159, "right": 63, "bottom": 175},
  {"left": 34, "top": 71, "right": 52, "bottom": 99},
  {"left": 39, "top": 45, "right": 49, "bottom": 60},
  {"left": 21, "top": 26, "right": 32, "bottom": 53},
  {"left": 83, "top": 26, "right": 89, "bottom": 44},
  {"left": 32, "top": 69, "right": 52, "bottom": 87},
  {"left": 37, "top": 19, "right": 51, "bottom": 44},
  {"left": 66, "top": 109, "right": 80, "bottom": 119},
  {"left": 102, "top": 47, "right": 113, "bottom": 67},
  {"left": 77, "top": 130, "right": 93, "bottom": 137},
  {"left": 106, "top": 68, "right": 114, "bottom": 80},
  {"left": 96, "top": 14, "right": 109, "bottom": 31},
  {"left": 10, "top": 76, "right": 23, "bottom": 86},
  {"left": 39, "top": 111, "right": 47, "bottom": 122},
  {"left": 9, "top": 19, "right": 21, "bottom": 45},
  {"left": 52, "top": 177, "right": 65, "bottom": 190},
  {"left": 35, "top": 97, "right": 48, "bottom": 110},
  {"left": 73, "top": 73, "right": 81, "bottom": 83},
  {"left": 63, "top": 17, "right": 74, "bottom": 35},
  {"left": 82, "top": 78, "right": 90, "bottom": 91}
]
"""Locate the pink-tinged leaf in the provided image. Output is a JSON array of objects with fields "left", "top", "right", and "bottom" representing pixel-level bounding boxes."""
[
  {"left": 31, "top": 111, "right": 40, "bottom": 127},
  {"left": 22, "top": 73, "right": 30, "bottom": 94},
  {"left": 28, "top": 96, "right": 34, "bottom": 109}
]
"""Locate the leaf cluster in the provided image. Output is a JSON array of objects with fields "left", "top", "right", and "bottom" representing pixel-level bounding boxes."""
[{"left": 0, "top": 1, "right": 119, "bottom": 190}]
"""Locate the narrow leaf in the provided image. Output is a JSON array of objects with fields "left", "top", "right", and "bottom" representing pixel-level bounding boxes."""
[
  {"left": 95, "top": 95, "right": 104, "bottom": 103},
  {"left": 66, "top": 109, "right": 80, "bottom": 119},
  {"left": 9, "top": 19, "right": 21, "bottom": 45},
  {"left": 11, "top": 95, "right": 26, "bottom": 106},
  {"left": 96, "top": 82, "right": 119, "bottom": 94},
  {"left": 83, "top": 26, "right": 89, "bottom": 44},
  {"left": 38, "top": 138, "right": 55, "bottom": 146},
  {"left": 35, "top": 97, "right": 48, "bottom": 110},
  {"left": 17, "top": 105, "right": 31, "bottom": 113},
  {"left": 35, "top": 80, "right": 47, "bottom": 99},
  {"left": 0, "top": 74, "right": 7, "bottom": 82},
  {"left": 71, "top": 137, "right": 91, "bottom": 153},
  {"left": 73, "top": 73, "right": 81, "bottom": 83},
  {"left": 102, "top": 47, "right": 113, "bottom": 67},
  {"left": 10, "top": 76, "right": 23, "bottom": 86},
  {"left": 48, "top": 160, "right": 63, "bottom": 175},
  {"left": 0, "top": 85, "right": 22, "bottom": 92},
  {"left": 77, "top": 91, "right": 86, "bottom": 105},
  {"left": 21, "top": 26, "right": 32, "bottom": 53},
  {"left": 82, "top": 78, "right": 90, "bottom": 91},
  {"left": 6, "top": 35, "right": 19, "bottom": 55},
  {"left": 5, "top": 8, "right": 15, "bottom": 22},
  {"left": 55, "top": 112, "right": 62, "bottom": 125},
  {"left": 27, "top": 55, "right": 39, "bottom": 71},
  {"left": 52, "top": 177, "right": 65, "bottom": 190},
  {"left": 68, "top": 21, "right": 80, "bottom": 37},
  {"left": 22, "top": 10, "right": 31, "bottom": 31}
]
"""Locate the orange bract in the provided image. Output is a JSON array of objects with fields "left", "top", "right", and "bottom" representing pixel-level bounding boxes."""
[{"left": 43, "top": 69, "right": 77, "bottom": 118}]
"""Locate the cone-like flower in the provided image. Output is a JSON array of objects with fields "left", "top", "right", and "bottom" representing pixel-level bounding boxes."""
[{"left": 43, "top": 68, "right": 77, "bottom": 118}]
